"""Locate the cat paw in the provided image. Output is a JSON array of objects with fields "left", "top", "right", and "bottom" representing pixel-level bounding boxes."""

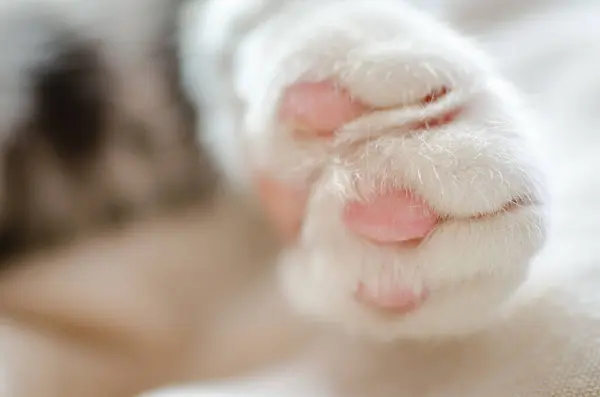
[{"left": 237, "top": 1, "right": 548, "bottom": 339}]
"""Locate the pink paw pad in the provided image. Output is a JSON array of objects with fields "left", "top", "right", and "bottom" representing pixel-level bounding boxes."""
[
  {"left": 355, "top": 282, "right": 428, "bottom": 313},
  {"left": 279, "top": 81, "right": 369, "bottom": 139},
  {"left": 343, "top": 190, "right": 439, "bottom": 245}
]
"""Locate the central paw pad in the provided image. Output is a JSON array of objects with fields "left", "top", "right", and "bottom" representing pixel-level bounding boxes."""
[{"left": 343, "top": 190, "right": 439, "bottom": 245}]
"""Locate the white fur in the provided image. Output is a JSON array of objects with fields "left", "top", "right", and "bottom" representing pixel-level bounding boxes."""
[
  {"left": 179, "top": 0, "right": 600, "bottom": 395},
  {"left": 184, "top": 0, "right": 548, "bottom": 339}
]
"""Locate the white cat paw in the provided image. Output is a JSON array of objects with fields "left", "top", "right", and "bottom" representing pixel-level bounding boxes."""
[{"left": 237, "top": 0, "right": 548, "bottom": 340}]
